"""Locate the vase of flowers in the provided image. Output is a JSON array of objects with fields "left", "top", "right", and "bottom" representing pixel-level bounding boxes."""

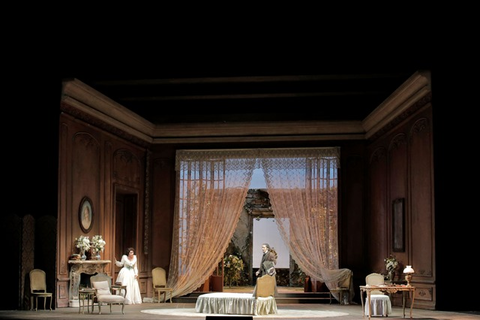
[
  {"left": 91, "top": 235, "right": 106, "bottom": 260},
  {"left": 384, "top": 254, "right": 398, "bottom": 283},
  {"left": 75, "top": 235, "right": 91, "bottom": 260}
]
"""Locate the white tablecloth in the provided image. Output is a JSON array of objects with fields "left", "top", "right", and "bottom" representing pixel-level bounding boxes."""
[{"left": 195, "top": 292, "right": 277, "bottom": 315}]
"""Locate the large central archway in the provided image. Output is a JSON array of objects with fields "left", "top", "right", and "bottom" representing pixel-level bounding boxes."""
[{"left": 168, "top": 147, "right": 351, "bottom": 303}]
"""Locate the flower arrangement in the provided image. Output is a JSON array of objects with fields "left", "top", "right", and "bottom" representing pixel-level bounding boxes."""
[
  {"left": 91, "top": 235, "right": 106, "bottom": 253},
  {"left": 224, "top": 254, "right": 244, "bottom": 288},
  {"left": 75, "top": 235, "right": 91, "bottom": 253},
  {"left": 384, "top": 254, "right": 398, "bottom": 281},
  {"left": 384, "top": 254, "right": 398, "bottom": 272}
]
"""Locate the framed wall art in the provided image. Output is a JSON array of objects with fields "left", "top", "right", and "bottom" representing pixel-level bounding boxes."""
[
  {"left": 79, "top": 196, "right": 93, "bottom": 233},
  {"left": 392, "top": 198, "right": 405, "bottom": 252}
]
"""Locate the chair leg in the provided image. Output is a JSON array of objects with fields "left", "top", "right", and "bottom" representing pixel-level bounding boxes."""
[
  {"left": 98, "top": 303, "right": 102, "bottom": 314},
  {"left": 122, "top": 303, "right": 125, "bottom": 314},
  {"left": 35, "top": 297, "right": 38, "bottom": 311},
  {"left": 49, "top": 296, "right": 52, "bottom": 310}
]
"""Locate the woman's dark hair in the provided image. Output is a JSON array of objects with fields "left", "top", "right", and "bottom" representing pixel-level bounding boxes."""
[{"left": 126, "top": 247, "right": 135, "bottom": 255}]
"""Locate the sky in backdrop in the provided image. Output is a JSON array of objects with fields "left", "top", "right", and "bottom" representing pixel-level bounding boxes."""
[
  {"left": 250, "top": 168, "right": 267, "bottom": 189},
  {"left": 250, "top": 168, "right": 290, "bottom": 268}
]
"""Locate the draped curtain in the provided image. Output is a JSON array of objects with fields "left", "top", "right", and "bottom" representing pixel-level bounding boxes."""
[
  {"left": 260, "top": 148, "right": 354, "bottom": 302},
  {"left": 170, "top": 150, "right": 257, "bottom": 298},
  {"left": 169, "top": 148, "right": 352, "bottom": 302}
]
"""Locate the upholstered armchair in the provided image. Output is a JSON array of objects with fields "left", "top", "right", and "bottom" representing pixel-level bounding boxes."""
[{"left": 91, "top": 273, "right": 126, "bottom": 314}]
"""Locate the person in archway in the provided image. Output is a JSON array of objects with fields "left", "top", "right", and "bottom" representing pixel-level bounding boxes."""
[
  {"left": 256, "top": 243, "right": 277, "bottom": 277},
  {"left": 115, "top": 247, "right": 142, "bottom": 304}
]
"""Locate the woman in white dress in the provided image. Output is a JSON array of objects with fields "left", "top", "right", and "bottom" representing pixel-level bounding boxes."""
[{"left": 115, "top": 247, "right": 142, "bottom": 304}]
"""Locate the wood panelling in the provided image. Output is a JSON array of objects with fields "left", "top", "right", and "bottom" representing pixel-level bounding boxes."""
[
  {"left": 112, "top": 149, "right": 143, "bottom": 187},
  {"left": 409, "top": 115, "right": 434, "bottom": 280},
  {"left": 56, "top": 113, "right": 147, "bottom": 307},
  {"left": 388, "top": 133, "right": 408, "bottom": 274},
  {"left": 368, "top": 146, "right": 389, "bottom": 273},
  {"left": 367, "top": 101, "right": 435, "bottom": 309},
  {"left": 73, "top": 132, "right": 101, "bottom": 236}
]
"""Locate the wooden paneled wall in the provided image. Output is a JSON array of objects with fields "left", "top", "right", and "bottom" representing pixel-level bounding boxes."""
[
  {"left": 56, "top": 113, "right": 147, "bottom": 307},
  {"left": 367, "top": 100, "right": 435, "bottom": 309}
]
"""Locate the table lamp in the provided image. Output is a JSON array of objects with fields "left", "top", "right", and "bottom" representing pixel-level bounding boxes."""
[{"left": 403, "top": 265, "right": 414, "bottom": 286}]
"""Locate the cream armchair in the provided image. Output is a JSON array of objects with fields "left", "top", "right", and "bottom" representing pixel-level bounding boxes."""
[{"left": 91, "top": 273, "right": 126, "bottom": 314}]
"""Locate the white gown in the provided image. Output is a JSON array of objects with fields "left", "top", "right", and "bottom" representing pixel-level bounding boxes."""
[{"left": 115, "top": 254, "right": 142, "bottom": 304}]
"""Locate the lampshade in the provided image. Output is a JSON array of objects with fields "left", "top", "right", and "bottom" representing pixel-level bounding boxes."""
[{"left": 403, "top": 265, "right": 414, "bottom": 274}]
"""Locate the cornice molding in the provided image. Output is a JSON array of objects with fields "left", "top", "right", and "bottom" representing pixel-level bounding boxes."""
[
  {"left": 152, "top": 133, "right": 366, "bottom": 144},
  {"left": 61, "top": 71, "right": 431, "bottom": 145},
  {"left": 152, "top": 120, "right": 365, "bottom": 138},
  {"left": 363, "top": 70, "right": 431, "bottom": 139},
  {"left": 62, "top": 79, "right": 155, "bottom": 140}
]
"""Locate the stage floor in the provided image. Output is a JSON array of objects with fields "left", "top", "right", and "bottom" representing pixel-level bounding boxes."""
[{"left": 2, "top": 302, "right": 479, "bottom": 320}]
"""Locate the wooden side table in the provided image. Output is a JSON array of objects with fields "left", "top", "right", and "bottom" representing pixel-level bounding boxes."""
[{"left": 78, "top": 288, "right": 95, "bottom": 314}]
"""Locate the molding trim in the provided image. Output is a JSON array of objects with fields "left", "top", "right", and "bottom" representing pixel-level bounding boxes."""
[
  {"left": 363, "top": 70, "right": 431, "bottom": 139},
  {"left": 61, "top": 71, "right": 431, "bottom": 145}
]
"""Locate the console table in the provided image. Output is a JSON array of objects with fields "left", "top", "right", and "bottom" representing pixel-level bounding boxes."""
[
  {"left": 360, "top": 285, "right": 415, "bottom": 319},
  {"left": 68, "top": 260, "right": 111, "bottom": 307}
]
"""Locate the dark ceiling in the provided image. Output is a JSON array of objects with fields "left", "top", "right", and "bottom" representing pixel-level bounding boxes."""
[{"left": 62, "top": 64, "right": 431, "bottom": 125}]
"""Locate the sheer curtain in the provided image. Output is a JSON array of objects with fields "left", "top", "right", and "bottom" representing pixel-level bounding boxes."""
[
  {"left": 260, "top": 148, "right": 354, "bottom": 303},
  {"left": 169, "top": 148, "right": 352, "bottom": 302},
  {"left": 169, "top": 150, "right": 257, "bottom": 297}
]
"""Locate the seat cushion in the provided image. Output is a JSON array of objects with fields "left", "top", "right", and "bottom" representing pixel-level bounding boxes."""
[{"left": 97, "top": 294, "right": 125, "bottom": 303}]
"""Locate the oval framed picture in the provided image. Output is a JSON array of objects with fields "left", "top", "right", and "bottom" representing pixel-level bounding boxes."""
[{"left": 79, "top": 196, "right": 93, "bottom": 233}]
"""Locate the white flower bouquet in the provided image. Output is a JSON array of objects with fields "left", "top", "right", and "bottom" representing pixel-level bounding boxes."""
[
  {"left": 75, "top": 235, "right": 91, "bottom": 252},
  {"left": 91, "top": 235, "right": 106, "bottom": 253}
]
